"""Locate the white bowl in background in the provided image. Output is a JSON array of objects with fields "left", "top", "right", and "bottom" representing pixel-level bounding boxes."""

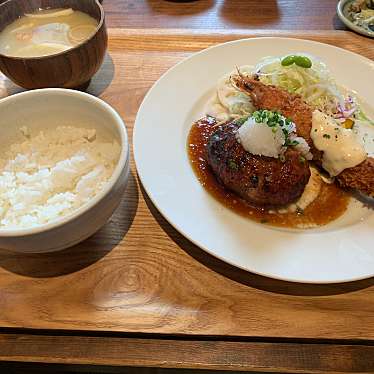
[{"left": 0, "top": 88, "right": 130, "bottom": 253}]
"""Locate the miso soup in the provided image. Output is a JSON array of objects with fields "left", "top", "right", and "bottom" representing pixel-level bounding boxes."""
[{"left": 0, "top": 8, "right": 98, "bottom": 58}]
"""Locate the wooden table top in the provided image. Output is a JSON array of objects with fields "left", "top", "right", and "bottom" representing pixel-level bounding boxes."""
[
  {"left": 102, "top": 0, "right": 347, "bottom": 31},
  {"left": 0, "top": 1, "right": 374, "bottom": 373}
]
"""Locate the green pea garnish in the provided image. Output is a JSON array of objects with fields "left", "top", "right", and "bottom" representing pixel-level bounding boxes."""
[
  {"left": 294, "top": 55, "right": 312, "bottom": 68},
  {"left": 281, "top": 55, "right": 312, "bottom": 69},
  {"left": 281, "top": 55, "right": 296, "bottom": 66}
]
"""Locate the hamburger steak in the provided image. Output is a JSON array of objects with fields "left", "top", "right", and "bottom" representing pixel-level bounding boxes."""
[{"left": 206, "top": 120, "right": 311, "bottom": 207}]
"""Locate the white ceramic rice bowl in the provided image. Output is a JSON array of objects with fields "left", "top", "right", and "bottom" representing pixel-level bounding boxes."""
[{"left": 0, "top": 89, "right": 129, "bottom": 253}]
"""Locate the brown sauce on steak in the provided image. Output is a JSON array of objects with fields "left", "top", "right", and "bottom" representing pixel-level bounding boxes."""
[{"left": 187, "top": 117, "right": 350, "bottom": 229}]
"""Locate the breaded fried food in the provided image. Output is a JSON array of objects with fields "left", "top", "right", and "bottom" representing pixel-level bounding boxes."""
[
  {"left": 337, "top": 158, "right": 374, "bottom": 197},
  {"left": 231, "top": 74, "right": 322, "bottom": 160},
  {"left": 231, "top": 73, "right": 374, "bottom": 197}
]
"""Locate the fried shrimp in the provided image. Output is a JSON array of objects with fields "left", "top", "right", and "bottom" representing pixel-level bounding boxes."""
[
  {"left": 231, "top": 73, "right": 321, "bottom": 160},
  {"left": 231, "top": 73, "right": 374, "bottom": 197}
]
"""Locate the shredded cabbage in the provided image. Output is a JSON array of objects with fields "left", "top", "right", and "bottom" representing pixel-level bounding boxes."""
[
  {"left": 255, "top": 55, "right": 343, "bottom": 115},
  {"left": 206, "top": 54, "right": 373, "bottom": 129},
  {"left": 255, "top": 54, "right": 373, "bottom": 127},
  {"left": 205, "top": 66, "right": 254, "bottom": 122}
]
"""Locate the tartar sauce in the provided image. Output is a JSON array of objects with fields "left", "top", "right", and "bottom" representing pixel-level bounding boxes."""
[{"left": 311, "top": 110, "right": 367, "bottom": 176}]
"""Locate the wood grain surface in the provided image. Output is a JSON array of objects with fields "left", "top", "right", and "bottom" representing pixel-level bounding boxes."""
[
  {"left": 101, "top": 0, "right": 347, "bottom": 31},
  {"left": 1, "top": 333, "right": 374, "bottom": 373},
  {"left": 0, "top": 0, "right": 348, "bottom": 32},
  {"left": 1, "top": 29, "right": 374, "bottom": 343}
]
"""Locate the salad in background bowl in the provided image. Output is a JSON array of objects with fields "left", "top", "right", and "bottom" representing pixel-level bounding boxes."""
[{"left": 337, "top": 0, "right": 374, "bottom": 38}]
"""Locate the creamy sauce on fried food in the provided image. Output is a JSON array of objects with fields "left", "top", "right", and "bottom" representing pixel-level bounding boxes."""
[{"left": 311, "top": 110, "right": 367, "bottom": 176}]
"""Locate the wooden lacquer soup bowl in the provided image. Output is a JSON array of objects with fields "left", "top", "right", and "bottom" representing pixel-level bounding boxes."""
[{"left": 0, "top": 0, "right": 107, "bottom": 89}]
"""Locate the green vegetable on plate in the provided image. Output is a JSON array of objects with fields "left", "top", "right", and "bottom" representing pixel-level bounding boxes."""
[{"left": 281, "top": 55, "right": 312, "bottom": 68}]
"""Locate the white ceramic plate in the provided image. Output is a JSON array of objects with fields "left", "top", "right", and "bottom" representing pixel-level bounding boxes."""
[{"left": 134, "top": 38, "right": 374, "bottom": 283}]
